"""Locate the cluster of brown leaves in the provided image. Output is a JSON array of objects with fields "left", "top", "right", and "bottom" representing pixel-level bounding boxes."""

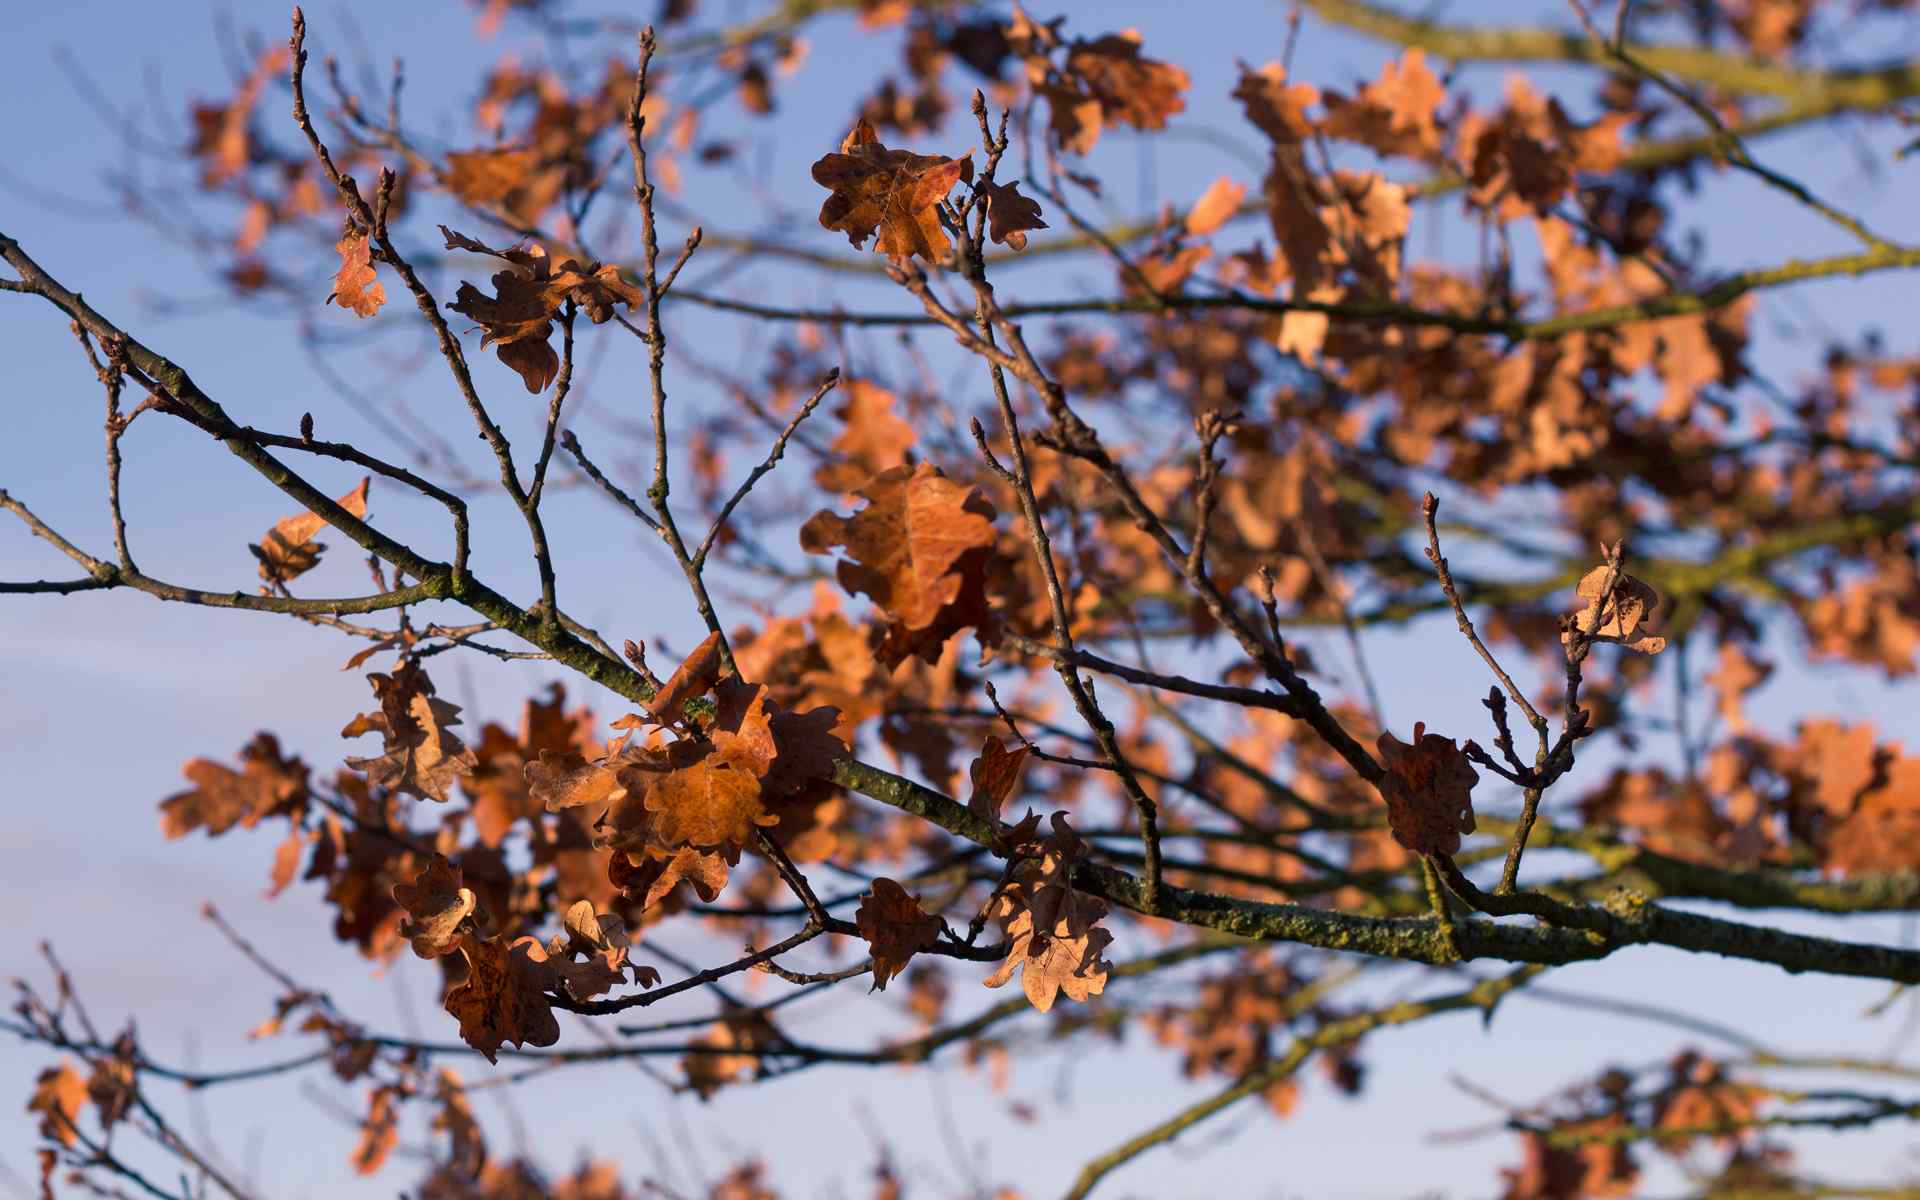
[
  {"left": 981, "top": 813, "right": 1112, "bottom": 1012},
  {"left": 1500, "top": 1050, "right": 1778, "bottom": 1200},
  {"left": 1582, "top": 716, "right": 1920, "bottom": 876},
  {"left": 1006, "top": 12, "right": 1189, "bottom": 156},
  {"left": 443, "top": 228, "right": 644, "bottom": 392}
]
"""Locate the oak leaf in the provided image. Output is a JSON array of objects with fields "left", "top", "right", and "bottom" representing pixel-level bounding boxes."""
[
  {"left": 160, "top": 732, "right": 310, "bottom": 839},
  {"left": 800, "top": 462, "right": 998, "bottom": 665},
  {"left": 85, "top": 1035, "right": 137, "bottom": 1132},
  {"left": 1059, "top": 32, "right": 1189, "bottom": 145},
  {"left": 1185, "top": 176, "right": 1245, "bottom": 236},
  {"left": 442, "top": 147, "right": 540, "bottom": 208},
  {"left": 392, "top": 856, "right": 481, "bottom": 959},
  {"left": 684, "top": 1009, "right": 779, "bottom": 1099},
  {"left": 443, "top": 226, "right": 644, "bottom": 393},
  {"left": 644, "top": 742, "right": 772, "bottom": 849},
  {"left": 1825, "top": 756, "right": 1920, "bottom": 875},
  {"left": 1501, "top": 1115, "right": 1639, "bottom": 1200},
  {"left": 443, "top": 934, "right": 562, "bottom": 1063},
  {"left": 528, "top": 751, "right": 628, "bottom": 814},
  {"left": 1234, "top": 61, "right": 1319, "bottom": 145},
  {"left": 648, "top": 630, "right": 726, "bottom": 724},
  {"left": 711, "top": 676, "right": 847, "bottom": 802},
  {"left": 1652, "top": 1051, "right": 1764, "bottom": 1151},
  {"left": 328, "top": 228, "right": 385, "bottom": 318},
  {"left": 1376, "top": 722, "right": 1479, "bottom": 857},
  {"left": 27, "top": 1061, "right": 86, "bottom": 1146},
  {"left": 816, "top": 379, "right": 917, "bottom": 494},
  {"left": 983, "top": 907, "right": 1113, "bottom": 1013},
  {"left": 611, "top": 843, "right": 732, "bottom": 910},
  {"left": 254, "top": 476, "right": 371, "bottom": 583},
  {"left": 967, "top": 735, "right": 1031, "bottom": 822},
  {"left": 1563, "top": 565, "right": 1666, "bottom": 654},
  {"left": 1320, "top": 48, "right": 1446, "bottom": 159},
  {"left": 855, "top": 878, "right": 943, "bottom": 990},
  {"left": 983, "top": 180, "right": 1047, "bottom": 250},
  {"left": 983, "top": 813, "right": 1112, "bottom": 1011},
  {"left": 430, "top": 1069, "right": 486, "bottom": 1180},
  {"left": 351, "top": 1084, "right": 401, "bottom": 1176},
  {"left": 342, "top": 662, "right": 479, "bottom": 802},
  {"left": 544, "top": 900, "right": 656, "bottom": 1000},
  {"left": 811, "top": 118, "right": 971, "bottom": 263}
]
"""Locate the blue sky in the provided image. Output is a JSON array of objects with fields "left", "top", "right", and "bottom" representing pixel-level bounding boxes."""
[{"left": 4, "top": 1, "right": 1920, "bottom": 1196}]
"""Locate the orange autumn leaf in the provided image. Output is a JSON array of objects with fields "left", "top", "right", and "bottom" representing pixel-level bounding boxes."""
[
  {"left": 800, "top": 462, "right": 998, "bottom": 665},
  {"left": 528, "top": 751, "right": 628, "bottom": 813},
  {"left": 967, "top": 735, "right": 1031, "bottom": 822},
  {"left": 443, "top": 934, "right": 562, "bottom": 1063},
  {"left": 254, "top": 476, "right": 371, "bottom": 583},
  {"left": 816, "top": 379, "right": 917, "bottom": 494},
  {"left": 1564, "top": 565, "right": 1667, "bottom": 655},
  {"left": 392, "top": 856, "right": 481, "bottom": 959},
  {"left": 342, "top": 662, "right": 479, "bottom": 802},
  {"left": 612, "top": 843, "right": 732, "bottom": 910},
  {"left": 27, "top": 1061, "right": 86, "bottom": 1146},
  {"left": 1320, "top": 48, "right": 1446, "bottom": 159},
  {"left": 983, "top": 180, "right": 1047, "bottom": 250},
  {"left": 684, "top": 1009, "right": 779, "bottom": 1099},
  {"left": 983, "top": 813, "right": 1113, "bottom": 1011},
  {"left": 710, "top": 676, "right": 847, "bottom": 802},
  {"left": 644, "top": 742, "right": 772, "bottom": 849},
  {"left": 1046, "top": 32, "right": 1189, "bottom": 156},
  {"left": 544, "top": 900, "right": 655, "bottom": 1001},
  {"left": 328, "top": 228, "right": 385, "bottom": 318},
  {"left": 855, "top": 877, "right": 943, "bottom": 990},
  {"left": 1186, "top": 176, "right": 1246, "bottom": 236},
  {"left": 351, "top": 1084, "right": 401, "bottom": 1176},
  {"left": 811, "top": 118, "right": 971, "bottom": 263},
  {"left": 443, "top": 226, "right": 644, "bottom": 393},
  {"left": 1376, "top": 722, "right": 1479, "bottom": 857},
  {"left": 441, "top": 146, "right": 540, "bottom": 208},
  {"left": 1234, "top": 61, "right": 1319, "bottom": 145},
  {"left": 160, "top": 733, "right": 309, "bottom": 839},
  {"left": 648, "top": 630, "right": 726, "bottom": 724}
]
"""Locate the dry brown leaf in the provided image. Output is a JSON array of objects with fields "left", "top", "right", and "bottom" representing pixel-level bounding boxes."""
[
  {"left": 983, "top": 179, "right": 1047, "bottom": 250},
  {"left": 27, "top": 1062, "right": 86, "bottom": 1146},
  {"left": 160, "top": 733, "right": 310, "bottom": 839},
  {"left": 443, "top": 934, "right": 562, "bottom": 1063},
  {"left": 342, "top": 663, "right": 480, "bottom": 802},
  {"left": 392, "top": 856, "right": 481, "bottom": 959},
  {"left": 817, "top": 379, "right": 918, "bottom": 496},
  {"left": 1185, "top": 177, "right": 1246, "bottom": 236},
  {"left": 328, "top": 228, "right": 385, "bottom": 318},
  {"left": 800, "top": 462, "right": 998, "bottom": 665},
  {"left": 967, "top": 735, "right": 1031, "bottom": 822},
  {"left": 811, "top": 118, "right": 971, "bottom": 263},
  {"left": 1320, "top": 48, "right": 1445, "bottom": 159},
  {"left": 1376, "top": 722, "right": 1479, "bottom": 857},
  {"left": 85, "top": 1036, "right": 137, "bottom": 1132},
  {"left": 1564, "top": 565, "right": 1667, "bottom": 654},
  {"left": 684, "top": 1009, "right": 779, "bottom": 1099},
  {"left": 351, "top": 1084, "right": 401, "bottom": 1176},
  {"left": 1234, "top": 61, "right": 1319, "bottom": 145},
  {"left": 644, "top": 742, "right": 772, "bottom": 849},
  {"left": 255, "top": 477, "right": 371, "bottom": 584},
  {"left": 649, "top": 631, "right": 726, "bottom": 724},
  {"left": 855, "top": 878, "right": 943, "bottom": 990}
]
